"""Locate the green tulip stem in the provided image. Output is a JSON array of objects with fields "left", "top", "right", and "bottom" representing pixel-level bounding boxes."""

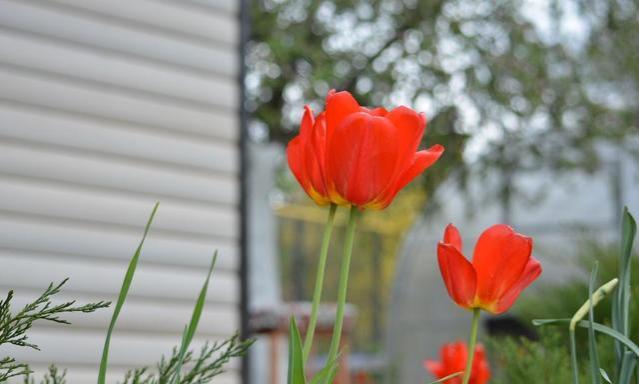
[
  {"left": 326, "top": 205, "right": 360, "bottom": 368},
  {"left": 462, "top": 308, "right": 481, "bottom": 384},
  {"left": 302, "top": 203, "right": 338, "bottom": 362}
]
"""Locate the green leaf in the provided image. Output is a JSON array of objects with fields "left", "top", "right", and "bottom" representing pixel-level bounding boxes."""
[
  {"left": 426, "top": 371, "right": 463, "bottom": 383},
  {"left": 588, "top": 262, "right": 602, "bottom": 384},
  {"left": 98, "top": 202, "right": 159, "bottom": 384},
  {"left": 533, "top": 319, "right": 639, "bottom": 358},
  {"left": 287, "top": 316, "right": 306, "bottom": 384},
  {"left": 309, "top": 363, "right": 337, "bottom": 384},
  {"left": 309, "top": 353, "right": 340, "bottom": 384},
  {"left": 170, "top": 252, "right": 218, "bottom": 384},
  {"left": 600, "top": 368, "right": 612, "bottom": 384},
  {"left": 614, "top": 208, "right": 636, "bottom": 370},
  {"left": 618, "top": 352, "right": 637, "bottom": 384}
]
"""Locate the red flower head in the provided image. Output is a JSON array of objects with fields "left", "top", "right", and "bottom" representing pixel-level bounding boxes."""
[
  {"left": 424, "top": 342, "right": 491, "bottom": 384},
  {"left": 437, "top": 224, "right": 542, "bottom": 314},
  {"left": 287, "top": 90, "right": 444, "bottom": 209}
]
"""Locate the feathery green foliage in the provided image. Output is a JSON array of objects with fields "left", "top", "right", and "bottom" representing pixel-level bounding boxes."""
[
  {"left": 488, "top": 330, "right": 588, "bottom": 384},
  {"left": 98, "top": 204, "right": 253, "bottom": 384},
  {"left": 22, "top": 365, "right": 67, "bottom": 384},
  {"left": 0, "top": 280, "right": 109, "bottom": 382},
  {"left": 120, "top": 334, "right": 253, "bottom": 384},
  {"left": 170, "top": 253, "right": 218, "bottom": 384}
]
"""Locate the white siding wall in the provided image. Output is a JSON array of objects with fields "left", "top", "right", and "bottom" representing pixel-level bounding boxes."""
[{"left": 0, "top": 0, "right": 242, "bottom": 382}]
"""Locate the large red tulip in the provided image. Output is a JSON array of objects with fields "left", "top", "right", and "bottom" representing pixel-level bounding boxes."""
[
  {"left": 424, "top": 342, "right": 491, "bottom": 384},
  {"left": 287, "top": 90, "right": 444, "bottom": 209},
  {"left": 437, "top": 224, "right": 542, "bottom": 314}
]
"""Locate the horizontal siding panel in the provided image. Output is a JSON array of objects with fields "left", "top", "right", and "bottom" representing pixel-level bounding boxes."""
[
  {"left": 3, "top": 328, "right": 240, "bottom": 369},
  {"left": 180, "top": 0, "right": 239, "bottom": 14},
  {"left": 0, "top": 65, "right": 238, "bottom": 141},
  {"left": 8, "top": 292, "right": 239, "bottom": 336},
  {"left": 0, "top": 28, "right": 239, "bottom": 110},
  {"left": 11, "top": 365, "right": 239, "bottom": 384},
  {"left": 44, "top": 0, "right": 239, "bottom": 46},
  {"left": 0, "top": 251, "right": 239, "bottom": 304},
  {"left": 0, "top": 102, "right": 238, "bottom": 174},
  {"left": 0, "top": 0, "right": 238, "bottom": 76},
  {"left": 0, "top": 140, "right": 238, "bottom": 206},
  {"left": 0, "top": 0, "right": 243, "bottom": 379},
  {"left": 0, "top": 175, "right": 239, "bottom": 239},
  {"left": 0, "top": 217, "right": 238, "bottom": 271}
]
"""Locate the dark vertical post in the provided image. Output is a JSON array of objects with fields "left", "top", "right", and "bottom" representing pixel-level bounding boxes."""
[{"left": 239, "top": 0, "right": 251, "bottom": 382}]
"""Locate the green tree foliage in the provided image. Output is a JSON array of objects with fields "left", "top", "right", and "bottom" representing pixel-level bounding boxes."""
[{"left": 248, "top": 0, "right": 638, "bottom": 210}]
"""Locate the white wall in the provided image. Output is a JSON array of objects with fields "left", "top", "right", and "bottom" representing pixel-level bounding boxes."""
[{"left": 0, "top": 0, "right": 243, "bottom": 382}]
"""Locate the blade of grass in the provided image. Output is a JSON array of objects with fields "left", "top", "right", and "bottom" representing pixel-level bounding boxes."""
[
  {"left": 600, "top": 368, "right": 612, "bottom": 384},
  {"left": 309, "top": 359, "right": 337, "bottom": 384},
  {"left": 619, "top": 208, "right": 636, "bottom": 336},
  {"left": 98, "top": 202, "right": 159, "bottom": 384},
  {"left": 533, "top": 319, "right": 639, "bottom": 358},
  {"left": 615, "top": 208, "right": 636, "bottom": 374},
  {"left": 588, "top": 262, "right": 601, "bottom": 384},
  {"left": 619, "top": 352, "right": 636, "bottom": 384},
  {"left": 287, "top": 316, "right": 306, "bottom": 384},
  {"left": 170, "top": 251, "right": 218, "bottom": 384},
  {"left": 309, "top": 352, "right": 340, "bottom": 384}
]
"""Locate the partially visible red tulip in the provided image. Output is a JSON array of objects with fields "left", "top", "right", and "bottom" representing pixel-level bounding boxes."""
[
  {"left": 438, "top": 224, "right": 542, "bottom": 314},
  {"left": 424, "top": 342, "right": 491, "bottom": 384},
  {"left": 287, "top": 90, "right": 444, "bottom": 209}
]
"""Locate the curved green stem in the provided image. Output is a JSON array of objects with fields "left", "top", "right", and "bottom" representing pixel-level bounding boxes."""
[
  {"left": 462, "top": 308, "right": 481, "bottom": 384},
  {"left": 302, "top": 204, "right": 337, "bottom": 362},
  {"left": 326, "top": 206, "right": 359, "bottom": 367}
]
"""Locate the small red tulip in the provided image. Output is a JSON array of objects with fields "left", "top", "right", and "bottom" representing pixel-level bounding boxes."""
[
  {"left": 437, "top": 224, "right": 542, "bottom": 314},
  {"left": 424, "top": 342, "right": 491, "bottom": 384},
  {"left": 287, "top": 90, "right": 444, "bottom": 209}
]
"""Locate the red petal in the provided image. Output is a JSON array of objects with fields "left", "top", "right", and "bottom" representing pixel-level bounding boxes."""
[
  {"left": 286, "top": 136, "right": 307, "bottom": 188},
  {"left": 386, "top": 106, "right": 426, "bottom": 154},
  {"left": 375, "top": 145, "right": 444, "bottom": 208},
  {"left": 443, "top": 223, "right": 463, "bottom": 252},
  {"left": 287, "top": 106, "right": 330, "bottom": 205},
  {"left": 308, "top": 111, "right": 328, "bottom": 195},
  {"left": 375, "top": 106, "right": 427, "bottom": 202},
  {"left": 495, "top": 257, "right": 542, "bottom": 313},
  {"left": 300, "top": 104, "right": 315, "bottom": 136},
  {"left": 472, "top": 225, "right": 533, "bottom": 311},
  {"left": 424, "top": 360, "right": 445, "bottom": 378},
  {"left": 472, "top": 345, "right": 491, "bottom": 384},
  {"left": 326, "top": 112, "right": 399, "bottom": 206},
  {"left": 442, "top": 342, "right": 467, "bottom": 372},
  {"left": 437, "top": 243, "right": 477, "bottom": 309},
  {"left": 325, "top": 90, "right": 360, "bottom": 134},
  {"left": 360, "top": 106, "right": 388, "bottom": 116}
]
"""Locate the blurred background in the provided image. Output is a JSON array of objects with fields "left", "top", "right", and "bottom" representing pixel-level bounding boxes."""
[
  {"left": 245, "top": 0, "right": 639, "bottom": 383},
  {"left": 0, "top": 0, "right": 638, "bottom": 383}
]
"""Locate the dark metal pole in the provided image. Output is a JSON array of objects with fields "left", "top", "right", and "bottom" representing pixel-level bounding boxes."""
[{"left": 239, "top": 0, "right": 251, "bottom": 382}]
